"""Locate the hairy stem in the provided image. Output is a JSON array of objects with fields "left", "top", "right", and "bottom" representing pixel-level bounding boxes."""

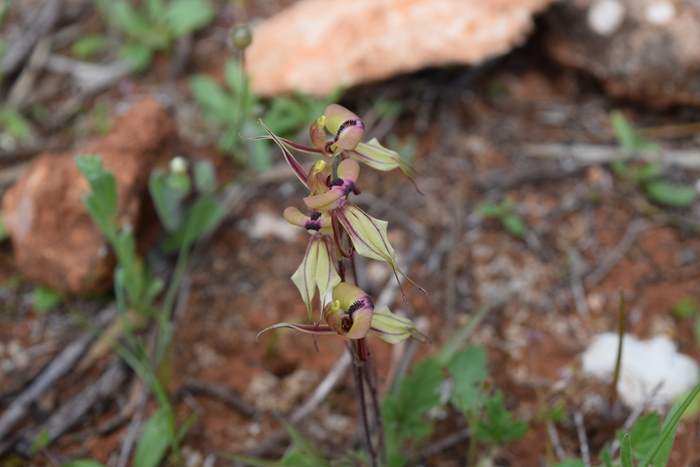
[{"left": 363, "top": 349, "right": 386, "bottom": 463}]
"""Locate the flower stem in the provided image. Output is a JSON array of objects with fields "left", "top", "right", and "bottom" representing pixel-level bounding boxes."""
[{"left": 350, "top": 341, "right": 377, "bottom": 467}]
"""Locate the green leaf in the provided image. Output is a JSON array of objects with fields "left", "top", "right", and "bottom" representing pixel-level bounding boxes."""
[
  {"left": 193, "top": 160, "right": 216, "bottom": 194},
  {"left": 0, "top": 213, "right": 7, "bottom": 242},
  {"left": 695, "top": 317, "right": 700, "bottom": 349},
  {"left": 76, "top": 155, "right": 118, "bottom": 239},
  {"left": 102, "top": 0, "right": 152, "bottom": 42},
  {"left": 165, "top": 0, "right": 213, "bottom": 36},
  {"left": 474, "top": 392, "right": 528, "bottom": 444},
  {"left": 149, "top": 169, "right": 183, "bottom": 232},
  {"left": 502, "top": 213, "right": 527, "bottom": 238},
  {"left": 63, "top": 461, "right": 107, "bottom": 467},
  {"left": 134, "top": 409, "right": 171, "bottom": 467},
  {"left": 621, "top": 433, "right": 633, "bottom": 467},
  {"left": 165, "top": 196, "right": 222, "bottom": 250},
  {"left": 554, "top": 460, "right": 585, "bottom": 467},
  {"left": 628, "top": 413, "right": 661, "bottom": 460},
  {"left": 264, "top": 97, "right": 311, "bottom": 136},
  {"left": 611, "top": 111, "right": 659, "bottom": 153},
  {"left": 280, "top": 424, "right": 330, "bottom": 467},
  {"left": 30, "top": 429, "right": 50, "bottom": 454},
  {"left": 32, "top": 286, "right": 63, "bottom": 313},
  {"left": 119, "top": 43, "right": 153, "bottom": 72},
  {"left": 71, "top": 35, "right": 108, "bottom": 59},
  {"left": 645, "top": 180, "right": 696, "bottom": 208},
  {"left": 447, "top": 346, "right": 488, "bottom": 413},
  {"left": 673, "top": 297, "right": 699, "bottom": 319},
  {"left": 641, "top": 382, "right": 700, "bottom": 467},
  {"left": 383, "top": 358, "right": 442, "bottom": 465},
  {"left": 476, "top": 201, "right": 505, "bottom": 218},
  {"left": 0, "top": 107, "right": 33, "bottom": 140},
  {"left": 191, "top": 75, "right": 233, "bottom": 123}
]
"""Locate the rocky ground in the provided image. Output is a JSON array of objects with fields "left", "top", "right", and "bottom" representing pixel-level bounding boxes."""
[{"left": 1, "top": 1, "right": 700, "bottom": 466}]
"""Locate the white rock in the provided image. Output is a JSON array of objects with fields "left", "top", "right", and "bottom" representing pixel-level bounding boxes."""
[
  {"left": 645, "top": 1, "right": 675, "bottom": 25},
  {"left": 588, "top": 0, "right": 626, "bottom": 36},
  {"left": 582, "top": 333, "right": 699, "bottom": 409}
]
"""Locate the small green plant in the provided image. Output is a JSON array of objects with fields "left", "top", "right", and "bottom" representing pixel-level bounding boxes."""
[
  {"left": 96, "top": 0, "right": 214, "bottom": 71},
  {"left": 71, "top": 35, "right": 109, "bottom": 60},
  {"left": 610, "top": 111, "right": 696, "bottom": 208},
  {"left": 477, "top": 198, "right": 528, "bottom": 238},
  {"left": 31, "top": 286, "right": 63, "bottom": 313},
  {"left": 76, "top": 154, "right": 221, "bottom": 466},
  {"left": 0, "top": 107, "right": 33, "bottom": 143},
  {"left": 672, "top": 296, "right": 700, "bottom": 347},
  {"left": 191, "top": 60, "right": 342, "bottom": 170}
]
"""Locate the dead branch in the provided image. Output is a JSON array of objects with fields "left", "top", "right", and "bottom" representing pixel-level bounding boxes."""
[
  {"left": 179, "top": 380, "right": 257, "bottom": 419},
  {"left": 1, "top": 0, "right": 63, "bottom": 79},
  {"left": 524, "top": 143, "right": 700, "bottom": 170},
  {"left": 0, "top": 306, "right": 117, "bottom": 443},
  {"left": 16, "top": 360, "right": 128, "bottom": 457}
]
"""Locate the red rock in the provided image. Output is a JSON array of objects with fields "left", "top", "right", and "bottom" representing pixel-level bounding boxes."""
[
  {"left": 245, "top": 0, "right": 555, "bottom": 96},
  {"left": 2, "top": 98, "right": 174, "bottom": 294}
]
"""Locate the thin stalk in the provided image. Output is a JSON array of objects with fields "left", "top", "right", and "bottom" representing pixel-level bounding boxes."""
[
  {"left": 351, "top": 342, "right": 377, "bottom": 467},
  {"left": 610, "top": 291, "right": 626, "bottom": 407},
  {"left": 364, "top": 350, "right": 385, "bottom": 464},
  {"left": 158, "top": 240, "right": 191, "bottom": 362},
  {"left": 466, "top": 411, "right": 479, "bottom": 467}
]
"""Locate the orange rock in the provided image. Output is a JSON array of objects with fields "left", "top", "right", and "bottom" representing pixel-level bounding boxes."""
[
  {"left": 2, "top": 98, "right": 174, "bottom": 295},
  {"left": 245, "top": 0, "right": 555, "bottom": 96}
]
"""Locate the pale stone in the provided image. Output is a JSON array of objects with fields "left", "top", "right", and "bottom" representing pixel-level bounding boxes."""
[
  {"left": 582, "top": 333, "right": 699, "bottom": 409},
  {"left": 246, "top": 0, "right": 555, "bottom": 96},
  {"left": 588, "top": 0, "right": 626, "bottom": 35}
]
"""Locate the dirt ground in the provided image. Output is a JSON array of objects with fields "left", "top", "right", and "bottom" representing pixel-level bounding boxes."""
[{"left": 2, "top": 2, "right": 700, "bottom": 466}]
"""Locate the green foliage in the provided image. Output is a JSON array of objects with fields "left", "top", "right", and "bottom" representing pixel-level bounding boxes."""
[
  {"left": 447, "top": 346, "right": 487, "bottom": 412},
  {"left": 71, "top": 35, "right": 108, "bottom": 59},
  {"left": 610, "top": 112, "right": 696, "bottom": 208},
  {"left": 554, "top": 460, "right": 586, "bottom": 467},
  {"left": 134, "top": 408, "right": 172, "bottom": 467},
  {"left": 383, "top": 359, "right": 442, "bottom": 460},
  {"left": 31, "top": 286, "right": 63, "bottom": 313},
  {"left": 0, "top": 213, "right": 7, "bottom": 242},
  {"left": 96, "top": 0, "right": 213, "bottom": 71},
  {"left": 644, "top": 181, "right": 696, "bottom": 208},
  {"left": 149, "top": 159, "right": 222, "bottom": 252},
  {"left": 77, "top": 155, "right": 162, "bottom": 315},
  {"left": 672, "top": 297, "right": 699, "bottom": 319},
  {"left": 474, "top": 392, "right": 528, "bottom": 444},
  {"left": 0, "top": 107, "right": 33, "bottom": 141},
  {"left": 63, "top": 461, "right": 106, "bottom": 467},
  {"left": 611, "top": 111, "right": 659, "bottom": 153},
  {"left": 477, "top": 199, "right": 528, "bottom": 238},
  {"left": 191, "top": 61, "right": 341, "bottom": 169}
]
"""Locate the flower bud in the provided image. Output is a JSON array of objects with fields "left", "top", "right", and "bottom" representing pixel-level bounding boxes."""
[
  {"left": 230, "top": 25, "right": 252, "bottom": 50},
  {"left": 309, "top": 116, "right": 327, "bottom": 150}
]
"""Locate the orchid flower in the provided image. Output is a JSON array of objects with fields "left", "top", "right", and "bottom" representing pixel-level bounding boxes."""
[
  {"left": 257, "top": 282, "right": 426, "bottom": 344},
  {"left": 283, "top": 206, "right": 339, "bottom": 319},
  {"left": 259, "top": 104, "right": 415, "bottom": 180}
]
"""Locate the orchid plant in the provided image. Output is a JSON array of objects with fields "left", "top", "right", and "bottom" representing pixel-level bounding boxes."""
[{"left": 257, "top": 104, "right": 427, "bottom": 464}]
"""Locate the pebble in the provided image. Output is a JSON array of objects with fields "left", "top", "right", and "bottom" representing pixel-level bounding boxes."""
[{"left": 588, "top": 0, "right": 626, "bottom": 35}]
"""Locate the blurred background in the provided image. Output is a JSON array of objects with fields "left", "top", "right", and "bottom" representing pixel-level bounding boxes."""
[{"left": 1, "top": 0, "right": 700, "bottom": 465}]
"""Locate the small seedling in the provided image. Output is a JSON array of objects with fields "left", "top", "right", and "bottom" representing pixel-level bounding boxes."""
[
  {"left": 0, "top": 107, "right": 33, "bottom": 143},
  {"left": 31, "top": 286, "right": 63, "bottom": 313},
  {"left": 191, "top": 60, "right": 341, "bottom": 170},
  {"left": 671, "top": 296, "right": 700, "bottom": 347},
  {"left": 96, "top": 0, "right": 214, "bottom": 71},
  {"left": 477, "top": 198, "right": 528, "bottom": 239},
  {"left": 610, "top": 111, "right": 696, "bottom": 208}
]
